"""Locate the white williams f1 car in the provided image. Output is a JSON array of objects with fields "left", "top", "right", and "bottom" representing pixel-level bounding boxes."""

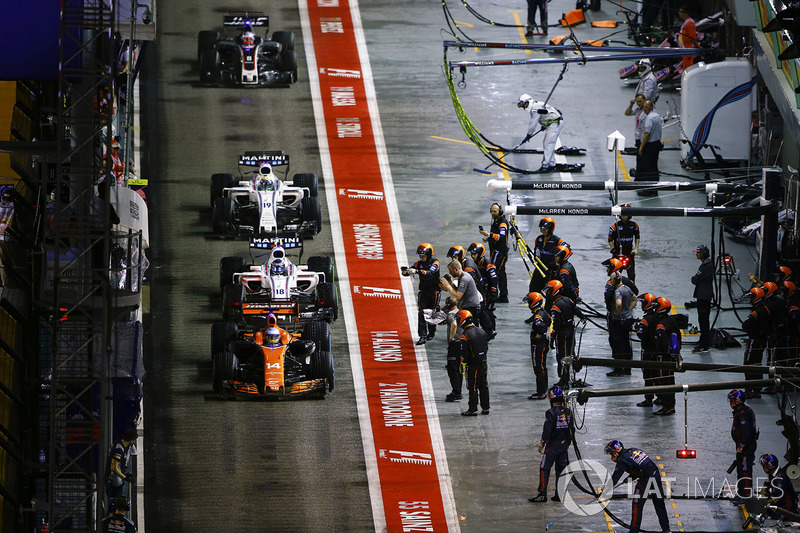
[
  {"left": 220, "top": 245, "right": 338, "bottom": 324},
  {"left": 211, "top": 151, "right": 322, "bottom": 240},
  {"left": 198, "top": 13, "right": 297, "bottom": 87}
]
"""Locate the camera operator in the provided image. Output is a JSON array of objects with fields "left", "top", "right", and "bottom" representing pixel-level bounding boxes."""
[{"left": 439, "top": 260, "right": 483, "bottom": 320}]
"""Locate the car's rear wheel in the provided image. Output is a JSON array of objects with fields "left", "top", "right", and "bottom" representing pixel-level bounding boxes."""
[
  {"left": 272, "top": 31, "right": 295, "bottom": 52},
  {"left": 219, "top": 256, "right": 246, "bottom": 289},
  {"left": 211, "top": 322, "right": 239, "bottom": 357},
  {"left": 212, "top": 196, "right": 234, "bottom": 235},
  {"left": 222, "top": 283, "right": 244, "bottom": 321},
  {"left": 307, "top": 256, "right": 334, "bottom": 284},
  {"left": 200, "top": 49, "right": 219, "bottom": 83},
  {"left": 292, "top": 173, "right": 318, "bottom": 198},
  {"left": 315, "top": 282, "right": 338, "bottom": 322},
  {"left": 210, "top": 173, "right": 237, "bottom": 206},
  {"left": 300, "top": 196, "right": 322, "bottom": 236},
  {"left": 212, "top": 351, "right": 238, "bottom": 394},
  {"left": 197, "top": 30, "right": 221, "bottom": 60}
]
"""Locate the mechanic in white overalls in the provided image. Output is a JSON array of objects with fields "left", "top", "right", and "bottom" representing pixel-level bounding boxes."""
[{"left": 518, "top": 94, "right": 564, "bottom": 172}]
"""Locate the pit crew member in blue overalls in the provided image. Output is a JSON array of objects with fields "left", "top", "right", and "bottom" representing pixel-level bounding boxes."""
[
  {"left": 729, "top": 388, "right": 758, "bottom": 503},
  {"left": 529, "top": 385, "right": 573, "bottom": 503},
  {"left": 517, "top": 94, "right": 564, "bottom": 172},
  {"left": 402, "top": 243, "right": 440, "bottom": 346},
  {"left": 653, "top": 297, "right": 679, "bottom": 416},
  {"left": 458, "top": 310, "right": 490, "bottom": 416},
  {"left": 544, "top": 280, "right": 580, "bottom": 383},
  {"left": 604, "top": 440, "right": 671, "bottom": 533},
  {"left": 758, "top": 453, "right": 799, "bottom": 519},
  {"left": 479, "top": 203, "right": 509, "bottom": 303},
  {"left": 525, "top": 291, "right": 551, "bottom": 400},
  {"left": 608, "top": 206, "right": 640, "bottom": 283},
  {"left": 634, "top": 294, "right": 660, "bottom": 408},
  {"left": 468, "top": 242, "right": 499, "bottom": 338}
]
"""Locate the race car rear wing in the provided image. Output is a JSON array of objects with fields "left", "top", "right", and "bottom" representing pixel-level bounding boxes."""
[
  {"left": 223, "top": 14, "right": 269, "bottom": 28},
  {"left": 250, "top": 234, "right": 302, "bottom": 250},
  {"left": 238, "top": 151, "right": 289, "bottom": 168}
]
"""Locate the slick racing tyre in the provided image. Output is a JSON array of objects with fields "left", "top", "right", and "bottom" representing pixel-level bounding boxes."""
[
  {"left": 302, "top": 321, "right": 331, "bottom": 352},
  {"left": 271, "top": 31, "right": 295, "bottom": 52},
  {"left": 291, "top": 173, "right": 318, "bottom": 198},
  {"left": 197, "top": 30, "right": 221, "bottom": 61},
  {"left": 212, "top": 197, "right": 235, "bottom": 236},
  {"left": 300, "top": 196, "right": 322, "bottom": 236},
  {"left": 307, "top": 255, "right": 334, "bottom": 284},
  {"left": 211, "top": 322, "right": 239, "bottom": 357},
  {"left": 311, "top": 350, "right": 335, "bottom": 393},
  {"left": 315, "top": 282, "right": 338, "bottom": 322},
  {"left": 280, "top": 49, "right": 298, "bottom": 83},
  {"left": 200, "top": 49, "right": 219, "bottom": 83},
  {"left": 222, "top": 284, "right": 244, "bottom": 321},
  {"left": 212, "top": 351, "right": 238, "bottom": 394},
  {"left": 219, "top": 256, "right": 246, "bottom": 289},
  {"left": 210, "top": 173, "right": 237, "bottom": 206}
]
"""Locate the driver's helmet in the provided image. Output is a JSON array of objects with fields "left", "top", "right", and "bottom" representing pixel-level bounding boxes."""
[
  {"left": 241, "top": 31, "right": 256, "bottom": 50},
  {"left": 254, "top": 176, "right": 276, "bottom": 191},
  {"left": 270, "top": 258, "right": 286, "bottom": 276},
  {"left": 265, "top": 326, "right": 281, "bottom": 346}
]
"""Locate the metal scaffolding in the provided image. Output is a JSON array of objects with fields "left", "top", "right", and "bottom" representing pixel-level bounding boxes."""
[{"left": 45, "top": 0, "right": 116, "bottom": 530}]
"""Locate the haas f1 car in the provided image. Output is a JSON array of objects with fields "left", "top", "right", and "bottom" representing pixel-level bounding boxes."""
[
  {"left": 211, "top": 151, "right": 322, "bottom": 240},
  {"left": 198, "top": 14, "right": 297, "bottom": 86},
  {"left": 211, "top": 318, "right": 334, "bottom": 399},
  {"left": 220, "top": 245, "right": 338, "bottom": 325}
]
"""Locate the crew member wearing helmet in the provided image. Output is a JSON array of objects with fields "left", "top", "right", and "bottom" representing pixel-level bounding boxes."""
[
  {"left": 608, "top": 206, "right": 641, "bottom": 283},
  {"left": 604, "top": 440, "right": 671, "bottom": 533},
  {"left": 531, "top": 217, "right": 565, "bottom": 292},
  {"left": 728, "top": 389, "right": 758, "bottom": 502},
  {"left": 525, "top": 291, "right": 551, "bottom": 400},
  {"left": 758, "top": 453, "right": 798, "bottom": 519},
  {"left": 468, "top": 243, "right": 499, "bottom": 336},
  {"left": 690, "top": 244, "right": 714, "bottom": 354},
  {"left": 457, "top": 310, "right": 490, "bottom": 416},
  {"left": 529, "top": 385, "right": 573, "bottom": 503},
  {"left": 653, "top": 297, "right": 679, "bottom": 415},
  {"left": 634, "top": 59, "right": 660, "bottom": 104},
  {"left": 606, "top": 260, "right": 637, "bottom": 377},
  {"left": 517, "top": 95, "right": 564, "bottom": 173},
  {"left": 762, "top": 281, "right": 787, "bottom": 377},
  {"left": 544, "top": 280, "right": 580, "bottom": 383},
  {"left": 479, "top": 203, "right": 510, "bottom": 303},
  {"left": 742, "top": 288, "right": 769, "bottom": 398},
  {"left": 441, "top": 297, "right": 464, "bottom": 403},
  {"left": 402, "top": 243, "right": 441, "bottom": 345},
  {"left": 634, "top": 293, "right": 660, "bottom": 407},
  {"left": 554, "top": 244, "right": 580, "bottom": 301}
]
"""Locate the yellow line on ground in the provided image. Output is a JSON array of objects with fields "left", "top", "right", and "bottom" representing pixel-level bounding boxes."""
[
  {"left": 430, "top": 135, "right": 476, "bottom": 146},
  {"left": 742, "top": 507, "right": 754, "bottom": 530},
  {"left": 453, "top": 20, "right": 474, "bottom": 28},
  {"left": 657, "top": 459, "right": 682, "bottom": 532},
  {"left": 509, "top": 11, "right": 533, "bottom": 54},
  {"left": 616, "top": 149, "right": 631, "bottom": 182}
]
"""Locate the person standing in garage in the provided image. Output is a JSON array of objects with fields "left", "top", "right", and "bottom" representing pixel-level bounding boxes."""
[{"left": 690, "top": 244, "right": 714, "bottom": 354}]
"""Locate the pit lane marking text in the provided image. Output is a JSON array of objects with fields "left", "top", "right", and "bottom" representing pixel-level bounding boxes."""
[
  {"left": 372, "top": 331, "right": 402, "bottom": 362},
  {"left": 397, "top": 501, "right": 433, "bottom": 532},
  {"left": 353, "top": 223, "right": 383, "bottom": 259},
  {"left": 379, "top": 382, "right": 414, "bottom": 427}
]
